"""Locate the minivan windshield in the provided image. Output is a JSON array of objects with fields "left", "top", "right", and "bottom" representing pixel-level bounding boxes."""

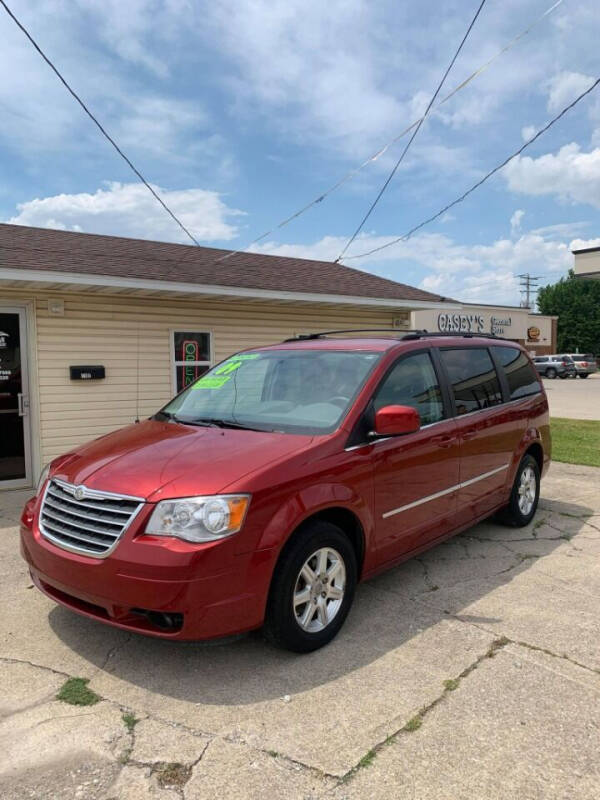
[{"left": 157, "top": 349, "right": 381, "bottom": 435}]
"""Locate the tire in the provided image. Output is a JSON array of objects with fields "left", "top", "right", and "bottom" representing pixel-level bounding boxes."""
[
  {"left": 263, "top": 521, "right": 357, "bottom": 653},
  {"left": 559, "top": 372, "right": 568, "bottom": 379},
  {"left": 498, "top": 454, "right": 540, "bottom": 528},
  {"left": 580, "top": 373, "right": 589, "bottom": 379},
  {"left": 546, "top": 368, "right": 557, "bottom": 379}
]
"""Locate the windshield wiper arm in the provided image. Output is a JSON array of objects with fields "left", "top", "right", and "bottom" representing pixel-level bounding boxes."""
[
  {"left": 195, "top": 418, "right": 268, "bottom": 432},
  {"left": 156, "top": 411, "right": 220, "bottom": 428}
]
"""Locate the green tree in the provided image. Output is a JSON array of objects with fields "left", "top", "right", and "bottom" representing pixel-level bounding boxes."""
[{"left": 537, "top": 270, "right": 600, "bottom": 353}]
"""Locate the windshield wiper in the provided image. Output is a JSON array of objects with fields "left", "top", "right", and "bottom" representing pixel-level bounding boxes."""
[
  {"left": 194, "top": 417, "right": 270, "bottom": 432},
  {"left": 156, "top": 411, "right": 218, "bottom": 428}
]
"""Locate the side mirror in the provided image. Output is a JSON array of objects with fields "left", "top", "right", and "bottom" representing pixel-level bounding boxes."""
[{"left": 373, "top": 405, "right": 420, "bottom": 437}]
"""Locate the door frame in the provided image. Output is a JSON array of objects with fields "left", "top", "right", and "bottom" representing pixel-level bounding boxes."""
[{"left": 0, "top": 303, "right": 36, "bottom": 489}]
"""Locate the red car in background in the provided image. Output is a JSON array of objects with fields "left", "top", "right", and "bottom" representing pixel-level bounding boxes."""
[{"left": 21, "top": 331, "right": 550, "bottom": 652}]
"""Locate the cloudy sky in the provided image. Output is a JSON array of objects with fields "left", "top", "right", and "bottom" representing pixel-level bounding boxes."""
[{"left": 1, "top": 0, "right": 599, "bottom": 304}]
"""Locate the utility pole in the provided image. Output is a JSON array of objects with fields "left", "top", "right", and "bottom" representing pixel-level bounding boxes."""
[{"left": 517, "top": 273, "right": 541, "bottom": 309}]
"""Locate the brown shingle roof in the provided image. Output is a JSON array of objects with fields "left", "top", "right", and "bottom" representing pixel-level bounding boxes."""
[{"left": 0, "top": 223, "right": 447, "bottom": 304}]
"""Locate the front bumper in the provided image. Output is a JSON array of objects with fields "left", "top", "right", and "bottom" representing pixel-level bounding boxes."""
[{"left": 20, "top": 498, "right": 276, "bottom": 640}]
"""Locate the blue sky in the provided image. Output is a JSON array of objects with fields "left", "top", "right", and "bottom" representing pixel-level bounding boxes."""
[{"left": 1, "top": 0, "right": 599, "bottom": 305}]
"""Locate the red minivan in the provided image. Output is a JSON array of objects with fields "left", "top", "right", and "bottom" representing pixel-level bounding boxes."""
[{"left": 21, "top": 332, "right": 550, "bottom": 652}]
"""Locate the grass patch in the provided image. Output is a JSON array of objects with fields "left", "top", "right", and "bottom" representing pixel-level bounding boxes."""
[
  {"left": 56, "top": 677, "right": 100, "bottom": 706},
  {"left": 551, "top": 418, "right": 600, "bottom": 467},
  {"left": 443, "top": 678, "right": 460, "bottom": 691},
  {"left": 122, "top": 712, "right": 139, "bottom": 733},
  {"left": 153, "top": 762, "right": 192, "bottom": 789},
  {"left": 267, "top": 750, "right": 279, "bottom": 758},
  {"left": 356, "top": 749, "right": 377, "bottom": 769},
  {"left": 403, "top": 715, "right": 423, "bottom": 732}
]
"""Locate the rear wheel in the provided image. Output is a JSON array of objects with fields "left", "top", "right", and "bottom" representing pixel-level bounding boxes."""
[
  {"left": 546, "top": 367, "right": 557, "bottom": 379},
  {"left": 498, "top": 454, "right": 540, "bottom": 527},
  {"left": 264, "top": 521, "right": 357, "bottom": 652},
  {"left": 580, "top": 373, "right": 589, "bottom": 379}
]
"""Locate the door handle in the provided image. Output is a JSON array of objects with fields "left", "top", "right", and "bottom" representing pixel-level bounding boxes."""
[
  {"left": 432, "top": 434, "right": 456, "bottom": 448},
  {"left": 17, "top": 393, "right": 29, "bottom": 417}
]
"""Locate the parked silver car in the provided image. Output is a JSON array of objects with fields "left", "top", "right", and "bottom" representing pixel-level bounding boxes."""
[
  {"left": 564, "top": 353, "right": 598, "bottom": 379},
  {"left": 532, "top": 354, "right": 577, "bottom": 379}
]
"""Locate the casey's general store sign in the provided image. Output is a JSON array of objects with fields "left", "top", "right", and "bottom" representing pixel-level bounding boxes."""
[{"left": 437, "top": 313, "right": 512, "bottom": 336}]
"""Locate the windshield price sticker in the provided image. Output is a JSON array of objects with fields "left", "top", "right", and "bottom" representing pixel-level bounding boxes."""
[
  {"left": 192, "top": 353, "right": 261, "bottom": 389},
  {"left": 193, "top": 375, "right": 232, "bottom": 390}
]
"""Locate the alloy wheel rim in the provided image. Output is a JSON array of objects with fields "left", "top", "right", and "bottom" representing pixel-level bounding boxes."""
[
  {"left": 293, "top": 547, "right": 346, "bottom": 633},
  {"left": 518, "top": 465, "right": 537, "bottom": 516}
]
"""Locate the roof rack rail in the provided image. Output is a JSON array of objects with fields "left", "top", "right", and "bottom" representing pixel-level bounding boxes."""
[
  {"left": 282, "top": 329, "right": 506, "bottom": 344},
  {"left": 401, "top": 331, "right": 502, "bottom": 340},
  {"left": 282, "top": 329, "right": 427, "bottom": 342}
]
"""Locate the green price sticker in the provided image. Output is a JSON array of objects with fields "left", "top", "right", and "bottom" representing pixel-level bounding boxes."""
[{"left": 193, "top": 375, "right": 232, "bottom": 390}]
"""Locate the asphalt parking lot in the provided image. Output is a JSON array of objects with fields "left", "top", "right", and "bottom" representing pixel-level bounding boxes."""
[
  {"left": 1, "top": 461, "right": 599, "bottom": 799},
  {"left": 543, "top": 372, "right": 600, "bottom": 420}
]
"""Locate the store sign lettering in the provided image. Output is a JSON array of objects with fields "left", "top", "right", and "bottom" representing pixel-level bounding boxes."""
[
  {"left": 0, "top": 330, "right": 8, "bottom": 348},
  {"left": 437, "top": 313, "right": 484, "bottom": 333},
  {"left": 437, "top": 314, "right": 513, "bottom": 336},
  {"left": 490, "top": 316, "right": 512, "bottom": 336}
]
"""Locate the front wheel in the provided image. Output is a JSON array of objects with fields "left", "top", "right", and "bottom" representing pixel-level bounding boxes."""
[
  {"left": 264, "top": 521, "right": 357, "bottom": 652},
  {"left": 580, "top": 373, "right": 589, "bottom": 379},
  {"left": 498, "top": 454, "right": 540, "bottom": 527},
  {"left": 546, "top": 367, "right": 557, "bottom": 379}
]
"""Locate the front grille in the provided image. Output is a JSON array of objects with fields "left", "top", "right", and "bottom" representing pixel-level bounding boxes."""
[{"left": 39, "top": 479, "right": 144, "bottom": 557}]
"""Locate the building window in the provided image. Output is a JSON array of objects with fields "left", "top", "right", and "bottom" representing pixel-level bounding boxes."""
[{"left": 172, "top": 331, "right": 211, "bottom": 393}]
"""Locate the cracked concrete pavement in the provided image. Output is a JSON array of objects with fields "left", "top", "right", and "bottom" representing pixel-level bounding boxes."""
[{"left": 1, "top": 461, "right": 599, "bottom": 798}]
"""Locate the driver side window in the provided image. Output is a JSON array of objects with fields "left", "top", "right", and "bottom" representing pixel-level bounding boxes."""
[{"left": 373, "top": 351, "right": 445, "bottom": 426}]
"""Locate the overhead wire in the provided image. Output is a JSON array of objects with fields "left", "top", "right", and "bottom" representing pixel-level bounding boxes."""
[
  {"left": 342, "top": 77, "right": 600, "bottom": 261},
  {"left": 0, "top": 0, "right": 203, "bottom": 248},
  {"left": 334, "top": 0, "right": 487, "bottom": 263},
  {"left": 213, "top": 0, "right": 564, "bottom": 266}
]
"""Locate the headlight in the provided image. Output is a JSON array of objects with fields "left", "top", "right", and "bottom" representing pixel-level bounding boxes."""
[
  {"left": 36, "top": 464, "right": 50, "bottom": 496},
  {"left": 146, "top": 495, "right": 251, "bottom": 543}
]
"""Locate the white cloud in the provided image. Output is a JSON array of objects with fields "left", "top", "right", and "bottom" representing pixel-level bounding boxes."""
[
  {"left": 252, "top": 229, "right": 573, "bottom": 305},
  {"left": 530, "top": 221, "right": 590, "bottom": 239},
  {"left": 510, "top": 209, "right": 524, "bottom": 232},
  {"left": 546, "top": 71, "right": 596, "bottom": 113},
  {"left": 570, "top": 237, "right": 600, "bottom": 251},
  {"left": 6, "top": 182, "right": 244, "bottom": 242},
  {"left": 504, "top": 143, "right": 600, "bottom": 208},
  {"left": 521, "top": 125, "right": 536, "bottom": 142}
]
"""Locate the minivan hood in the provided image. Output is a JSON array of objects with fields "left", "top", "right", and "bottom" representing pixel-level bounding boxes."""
[{"left": 52, "top": 420, "right": 313, "bottom": 501}]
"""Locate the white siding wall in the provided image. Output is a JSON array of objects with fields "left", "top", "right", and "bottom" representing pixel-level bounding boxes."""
[{"left": 2, "top": 288, "right": 395, "bottom": 465}]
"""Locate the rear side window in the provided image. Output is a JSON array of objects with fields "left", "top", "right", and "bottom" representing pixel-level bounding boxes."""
[
  {"left": 441, "top": 348, "right": 502, "bottom": 415},
  {"left": 493, "top": 347, "right": 541, "bottom": 400},
  {"left": 373, "top": 351, "right": 445, "bottom": 425}
]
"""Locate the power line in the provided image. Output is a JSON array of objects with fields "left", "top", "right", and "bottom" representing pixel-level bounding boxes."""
[
  {"left": 334, "top": 0, "right": 487, "bottom": 263},
  {"left": 213, "top": 0, "right": 563, "bottom": 267},
  {"left": 0, "top": 0, "right": 203, "bottom": 248},
  {"left": 343, "top": 76, "right": 600, "bottom": 261}
]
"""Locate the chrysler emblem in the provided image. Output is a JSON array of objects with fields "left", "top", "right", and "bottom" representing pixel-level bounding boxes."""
[{"left": 74, "top": 486, "right": 86, "bottom": 501}]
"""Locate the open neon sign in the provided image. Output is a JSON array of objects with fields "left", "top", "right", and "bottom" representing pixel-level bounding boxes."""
[{"left": 182, "top": 340, "right": 200, "bottom": 387}]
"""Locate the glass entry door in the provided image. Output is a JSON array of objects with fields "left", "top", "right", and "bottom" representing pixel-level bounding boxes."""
[{"left": 0, "top": 308, "right": 31, "bottom": 488}]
